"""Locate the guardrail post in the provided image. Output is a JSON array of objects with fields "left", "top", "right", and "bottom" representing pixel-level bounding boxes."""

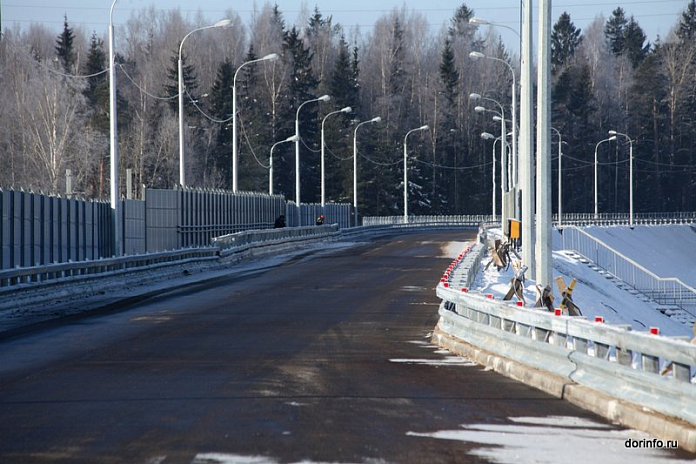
[
  {"left": 573, "top": 337, "right": 588, "bottom": 354},
  {"left": 673, "top": 363, "right": 691, "bottom": 382},
  {"left": 616, "top": 347, "right": 632, "bottom": 366},
  {"left": 641, "top": 352, "right": 659, "bottom": 374}
]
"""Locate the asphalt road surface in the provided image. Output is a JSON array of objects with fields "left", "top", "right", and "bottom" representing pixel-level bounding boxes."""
[{"left": 0, "top": 231, "right": 690, "bottom": 463}]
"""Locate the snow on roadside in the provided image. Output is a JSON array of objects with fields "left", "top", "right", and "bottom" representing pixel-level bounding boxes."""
[{"left": 469, "top": 227, "right": 693, "bottom": 337}]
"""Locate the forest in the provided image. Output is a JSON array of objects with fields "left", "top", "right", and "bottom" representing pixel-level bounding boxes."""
[{"left": 1, "top": 2, "right": 695, "bottom": 217}]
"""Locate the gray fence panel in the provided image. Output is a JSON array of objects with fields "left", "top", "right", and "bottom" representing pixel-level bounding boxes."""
[
  {"left": 123, "top": 199, "right": 146, "bottom": 255},
  {"left": 13, "top": 191, "right": 22, "bottom": 267},
  {"left": 145, "top": 189, "right": 180, "bottom": 252}
]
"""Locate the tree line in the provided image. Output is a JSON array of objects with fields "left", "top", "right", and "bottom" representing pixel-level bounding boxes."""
[{"left": 1, "top": 2, "right": 695, "bottom": 216}]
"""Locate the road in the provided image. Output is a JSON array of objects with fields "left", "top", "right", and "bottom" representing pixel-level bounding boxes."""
[{"left": 0, "top": 231, "right": 690, "bottom": 463}]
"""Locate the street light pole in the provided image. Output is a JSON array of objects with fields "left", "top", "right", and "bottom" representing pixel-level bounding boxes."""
[
  {"left": 295, "top": 95, "right": 330, "bottom": 219},
  {"left": 178, "top": 19, "right": 232, "bottom": 188},
  {"left": 609, "top": 130, "right": 634, "bottom": 228},
  {"left": 108, "top": 0, "right": 121, "bottom": 256},
  {"left": 481, "top": 132, "right": 497, "bottom": 218},
  {"left": 550, "top": 127, "right": 562, "bottom": 228},
  {"left": 470, "top": 51, "right": 517, "bottom": 192},
  {"left": 269, "top": 135, "right": 298, "bottom": 196},
  {"left": 403, "top": 125, "right": 429, "bottom": 223},
  {"left": 321, "top": 106, "right": 352, "bottom": 207},
  {"left": 471, "top": 93, "right": 507, "bottom": 229},
  {"left": 594, "top": 136, "right": 616, "bottom": 218},
  {"left": 353, "top": 117, "right": 381, "bottom": 225},
  {"left": 232, "top": 53, "right": 279, "bottom": 192}
]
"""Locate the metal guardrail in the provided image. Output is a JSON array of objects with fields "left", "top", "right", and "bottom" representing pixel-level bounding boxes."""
[
  {"left": 0, "top": 248, "right": 220, "bottom": 289},
  {"left": 211, "top": 224, "right": 339, "bottom": 256},
  {"left": 435, "top": 285, "right": 696, "bottom": 426},
  {"left": 555, "top": 212, "right": 696, "bottom": 226},
  {"left": 559, "top": 226, "right": 696, "bottom": 317},
  {"left": 362, "top": 215, "right": 494, "bottom": 226}
]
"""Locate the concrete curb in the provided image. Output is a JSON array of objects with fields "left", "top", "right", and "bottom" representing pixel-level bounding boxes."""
[{"left": 432, "top": 324, "right": 696, "bottom": 454}]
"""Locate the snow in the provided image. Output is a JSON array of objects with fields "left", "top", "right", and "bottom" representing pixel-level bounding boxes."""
[
  {"left": 462, "top": 225, "right": 696, "bottom": 337},
  {"left": 571, "top": 225, "right": 696, "bottom": 288},
  {"left": 407, "top": 415, "right": 691, "bottom": 464}
]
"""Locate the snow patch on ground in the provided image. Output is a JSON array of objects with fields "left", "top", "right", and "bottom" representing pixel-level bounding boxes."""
[{"left": 407, "top": 416, "right": 690, "bottom": 464}]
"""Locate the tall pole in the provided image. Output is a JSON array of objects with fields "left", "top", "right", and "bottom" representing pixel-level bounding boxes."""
[
  {"left": 353, "top": 117, "right": 381, "bottom": 225},
  {"left": 108, "top": 0, "right": 121, "bottom": 256},
  {"left": 269, "top": 135, "right": 297, "bottom": 196},
  {"left": 295, "top": 95, "right": 330, "bottom": 220},
  {"left": 470, "top": 52, "right": 518, "bottom": 198},
  {"left": 551, "top": 127, "right": 562, "bottom": 228},
  {"left": 536, "top": 0, "right": 552, "bottom": 287},
  {"left": 178, "top": 19, "right": 231, "bottom": 188},
  {"left": 609, "top": 131, "right": 634, "bottom": 228},
  {"left": 520, "top": 0, "right": 534, "bottom": 276},
  {"left": 321, "top": 106, "right": 352, "bottom": 207},
  {"left": 232, "top": 53, "right": 278, "bottom": 192},
  {"left": 594, "top": 137, "right": 615, "bottom": 218},
  {"left": 403, "top": 125, "right": 429, "bottom": 223}
]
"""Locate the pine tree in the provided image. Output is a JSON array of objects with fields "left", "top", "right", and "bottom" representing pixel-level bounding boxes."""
[
  {"left": 551, "top": 12, "right": 582, "bottom": 74},
  {"left": 605, "top": 8, "right": 628, "bottom": 56},
  {"left": 82, "top": 32, "right": 109, "bottom": 133},
  {"left": 624, "top": 17, "right": 650, "bottom": 68},
  {"left": 165, "top": 46, "right": 199, "bottom": 116},
  {"left": 435, "top": 38, "right": 459, "bottom": 214},
  {"left": 678, "top": 0, "right": 696, "bottom": 42},
  {"left": 281, "top": 26, "right": 320, "bottom": 202},
  {"left": 55, "top": 15, "right": 75, "bottom": 72}
]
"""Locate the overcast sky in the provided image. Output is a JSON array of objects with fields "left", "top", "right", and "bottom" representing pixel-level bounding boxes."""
[{"left": 2, "top": 0, "right": 690, "bottom": 50}]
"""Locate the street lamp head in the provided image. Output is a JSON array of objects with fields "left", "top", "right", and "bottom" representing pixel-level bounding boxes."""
[
  {"left": 492, "top": 115, "right": 502, "bottom": 122},
  {"left": 340, "top": 106, "right": 353, "bottom": 113},
  {"left": 420, "top": 125, "right": 429, "bottom": 131},
  {"left": 285, "top": 135, "right": 299, "bottom": 142},
  {"left": 481, "top": 132, "right": 495, "bottom": 140},
  {"left": 469, "top": 17, "right": 490, "bottom": 25},
  {"left": 608, "top": 130, "right": 617, "bottom": 136},
  {"left": 318, "top": 94, "right": 331, "bottom": 102},
  {"left": 469, "top": 93, "right": 482, "bottom": 101},
  {"left": 609, "top": 136, "right": 617, "bottom": 141},
  {"left": 474, "top": 106, "right": 486, "bottom": 113},
  {"left": 370, "top": 116, "right": 382, "bottom": 123},
  {"left": 262, "top": 53, "right": 279, "bottom": 61},
  {"left": 213, "top": 19, "right": 232, "bottom": 28},
  {"left": 469, "top": 51, "right": 485, "bottom": 60}
]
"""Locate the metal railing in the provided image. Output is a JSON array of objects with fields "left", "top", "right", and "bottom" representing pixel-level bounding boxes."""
[
  {"left": 559, "top": 226, "right": 696, "bottom": 316},
  {"left": 211, "top": 224, "right": 339, "bottom": 256},
  {"left": 0, "top": 247, "right": 219, "bottom": 289},
  {"left": 556, "top": 212, "right": 696, "bottom": 227},
  {"left": 435, "top": 285, "right": 696, "bottom": 426},
  {"left": 362, "top": 215, "right": 494, "bottom": 226}
]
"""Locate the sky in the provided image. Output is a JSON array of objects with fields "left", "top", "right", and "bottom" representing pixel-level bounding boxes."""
[{"left": 1, "top": 0, "right": 692, "bottom": 51}]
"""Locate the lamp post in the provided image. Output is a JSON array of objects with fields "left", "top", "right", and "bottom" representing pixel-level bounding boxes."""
[
  {"left": 108, "top": 0, "right": 121, "bottom": 256},
  {"left": 550, "top": 127, "right": 562, "bottom": 228},
  {"left": 321, "top": 106, "right": 352, "bottom": 207},
  {"left": 609, "top": 130, "right": 634, "bottom": 228},
  {"left": 178, "top": 19, "right": 231, "bottom": 188},
  {"left": 472, "top": 93, "right": 507, "bottom": 229},
  {"left": 594, "top": 136, "right": 615, "bottom": 218},
  {"left": 470, "top": 51, "right": 517, "bottom": 188},
  {"left": 269, "top": 135, "right": 298, "bottom": 196},
  {"left": 353, "top": 116, "right": 381, "bottom": 225},
  {"left": 232, "top": 53, "right": 279, "bottom": 192},
  {"left": 295, "top": 95, "right": 330, "bottom": 216},
  {"left": 403, "top": 125, "right": 429, "bottom": 223},
  {"left": 481, "top": 132, "right": 497, "bottom": 218}
]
